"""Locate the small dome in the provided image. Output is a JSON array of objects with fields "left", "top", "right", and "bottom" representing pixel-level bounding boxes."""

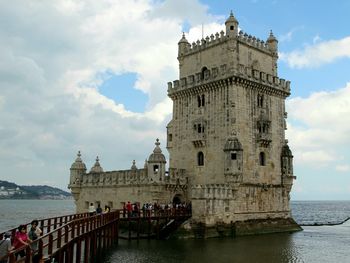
[
  {"left": 90, "top": 156, "right": 103, "bottom": 173},
  {"left": 178, "top": 32, "right": 189, "bottom": 44},
  {"left": 225, "top": 10, "right": 238, "bottom": 25},
  {"left": 267, "top": 30, "right": 278, "bottom": 43},
  {"left": 131, "top": 160, "right": 137, "bottom": 170},
  {"left": 282, "top": 144, "right": 293, "bottom": 157},
  {"left": 71, "top": 151, "right": 87, "bottom": 170},
  {"left": 224, "top": 138, "right": 242, "bottom": 151},
  {"left": 148, "top": 139, "right": 166, "bottom": 163}
]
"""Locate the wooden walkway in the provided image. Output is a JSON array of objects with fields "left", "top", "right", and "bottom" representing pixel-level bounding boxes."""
[{"left": 0, "top": 209, "right": 191, "bottom": 263}]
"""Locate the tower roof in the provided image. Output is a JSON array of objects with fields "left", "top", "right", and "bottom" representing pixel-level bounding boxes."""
[
  {"left": 225, "top": 10, "right": 238, "bottom": 25},
  {"left": 70, "top": 151, "right": 87, "bottom": 170},
  {"left": 148, "top": 138, "right": 166, "bottom": 163},
  {"left": 178, "top": 32, "right": 189, "bottom": 44},
  {"left": 267, "top": 30, "right": 278, "bottom": 42},
  {"left": 131, "top": 160, "right": 137, "bottom": 170},
  {"left": 90, "top": 156, "right": 104, "bottom": 173}
]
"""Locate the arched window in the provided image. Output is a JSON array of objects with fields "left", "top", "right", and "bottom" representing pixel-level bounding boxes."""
[
  {"left": 201, "top": 67, "right": 208, "bottom": 80},
  {"left": 259, "top": 152, "right": 265, "bottom": 166},
  {"left": 201, "top": 94, "right": 205, "bottom": 106},
  {"left": 197, "top": 152, "right": 204, "bottom": 166},
  {"left": 197, "top": 95, "right": 201, "bottom": 107},
  {"left": 153, "top": 165, "right": 159, "bottom": 172}
]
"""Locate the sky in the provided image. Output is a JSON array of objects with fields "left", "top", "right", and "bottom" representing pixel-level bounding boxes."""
[{"left": 1, "top": 0, "right": 350, "bottom": 200}]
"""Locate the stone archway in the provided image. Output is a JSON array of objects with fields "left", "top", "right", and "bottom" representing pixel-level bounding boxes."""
[{"left": 172, "top": 194, "right": 183, "bottom": 205}]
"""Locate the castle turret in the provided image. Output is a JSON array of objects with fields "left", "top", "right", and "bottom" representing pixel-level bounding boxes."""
[
  {"left": 90, "top": 156, "right": 103, "bottom": 174},
  {"left": 147, "top": 138, "right": 166, "bottom": 182},
  {"left": 223, "top": 138, "right": 243, "bottom": 187},
  {"left": 69, "top": 151, "right": 86, "bottom": 203},
  {"left": 178, "top": 33, "right": 190, "bottom": 58},
  {"left": 225, "top": 11, "right": 239, "bottom": 38},
  {"left": 131, "top": 160, "right": 137, "bottom": 170},
  {"left": 267, "top": 30, "right": 278, "bottom": 53}
]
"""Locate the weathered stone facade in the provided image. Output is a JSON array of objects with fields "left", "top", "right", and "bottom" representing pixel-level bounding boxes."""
[{"left": 69, "top": 11, "right": 300, "bottom": 236}]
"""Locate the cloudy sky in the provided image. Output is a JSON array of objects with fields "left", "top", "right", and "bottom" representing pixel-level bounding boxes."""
[{"left": 1, "top": 0, "right": 350, "bottom": 200}]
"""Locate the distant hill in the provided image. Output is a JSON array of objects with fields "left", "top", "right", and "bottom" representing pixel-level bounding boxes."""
[{"left": 0, "top": 180, "right": 72, "bottom": 200}]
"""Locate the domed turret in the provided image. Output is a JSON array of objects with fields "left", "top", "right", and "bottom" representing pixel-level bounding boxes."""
[
  {"left": 281, "top": 141, "right": 294, "bottom": 177},
  {"left": 131, "top": 160, "right": 137, "bottom": 170},
  {"left": 148, "top": 138, "right": 166, "bottom": 163},
  {"left": 223, "top": 138, "right": 243, "bottom": 182},
  {"left": 147, "top": 139, "right": 166, "bottom": 183},
  {"left": 69, "top": 151, "right": 86, "bottom": 201},
  {"left": 90, "top": 156, "right": 103, "bottom": 173},
  {"left": 70, "top": 151, "right": 87, "bottom": 171},
  {"left": 178, "top": 32, "right": 190, "bottom": 57},
  {"left": 225, "top": 11, "right": 239, "bottom": 38},
  {"left": 267, "top": 30, "right": 278, "bottom": 53}
]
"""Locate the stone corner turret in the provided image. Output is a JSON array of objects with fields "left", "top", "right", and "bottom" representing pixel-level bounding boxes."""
[
  {"left": 69, "top": 151, "right": 86, "bottom": 201},
  {"left": 225, "top": 10, "right": 239, "bottom": 38},
  {"left": 147, "top": 138, "right": 167, "bottom": 183}
]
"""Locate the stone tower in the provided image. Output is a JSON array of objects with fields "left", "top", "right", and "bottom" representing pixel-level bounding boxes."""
[{"left": 167, "top": 12, "right": 300, "bottom": 234}]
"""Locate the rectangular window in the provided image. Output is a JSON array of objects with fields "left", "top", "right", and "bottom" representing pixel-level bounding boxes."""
[{"left": 231, "top": 153, "right": 237, "bottom": 160}]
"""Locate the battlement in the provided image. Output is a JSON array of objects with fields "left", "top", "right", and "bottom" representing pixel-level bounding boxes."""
[
  {"left": 168, "top": 64, "right": 290, "bottom": 96},
  {"left": 191, "top": 184, "right": 234, "bottom": 200},
  {"left": 180, "top": 29, "right": 272, "bottom": 58},
  {"left": 237, "top": 30, "right": 271, "bottom": 52},
  {"left": 70, "top": 167, "right": 188, "bottom": 188}
]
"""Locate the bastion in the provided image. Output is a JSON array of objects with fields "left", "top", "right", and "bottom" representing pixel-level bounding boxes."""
[{"left": 69, "top": 11, "right": 302, "bottom": 238}]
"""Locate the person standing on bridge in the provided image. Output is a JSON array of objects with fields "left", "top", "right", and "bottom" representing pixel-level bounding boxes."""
[
  {"left": 28, "top": 220, "right": 42, "bottom": 263},
  {"left": 13, "top": 225, "right": 31, "bottom": 259},
  {"left": 88, "top": 203, "right": 95, "bottom": 216},
  {"left": 0, "top": 232, "right": 14, "bottom": 263}
]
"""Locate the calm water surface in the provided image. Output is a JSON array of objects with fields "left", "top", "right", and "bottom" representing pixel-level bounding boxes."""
[{"left": 1, "top": 200, "right": 350, "bottom": 262}]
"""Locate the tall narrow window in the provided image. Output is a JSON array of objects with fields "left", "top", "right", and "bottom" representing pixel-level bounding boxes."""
[
  {"left": 201, "top": 67, "right": 208, "bottom": 80},
  {"left": 257, "top": 94, "right": 264, "bottom": 107},
  {"left": 197, "top": 124, "right": 202, "bottom": 133},
  {"left": 198, "top": 152, "right": 204, "bottom": 166},
  {"left": 259, "top": 152, "right": 265, "bottom": 166},
  {"left": 201, "top": 94, "right": 205, "bottom": 106},
  {"left": 197, "top": 95, "right": 201, "bottom": 107}
]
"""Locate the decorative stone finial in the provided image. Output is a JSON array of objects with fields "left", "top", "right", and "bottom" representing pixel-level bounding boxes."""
[
  {"left": 155, "top": 138, "right": 160, "bottom": 147},
  {"left": 131, "top": 160, "right": 137, "bottom": 170}
]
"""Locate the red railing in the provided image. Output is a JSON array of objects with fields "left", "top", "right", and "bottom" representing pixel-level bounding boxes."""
[{"left": 1, "top": 208, "right": 191, "bottom": 263}]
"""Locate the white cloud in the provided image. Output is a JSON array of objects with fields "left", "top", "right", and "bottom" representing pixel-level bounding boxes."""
[
  {"left": 335, "top": 165, "right": 350, "bottom": 172},
  {"left": 280, "top": 36, "right": 350, "bottom": 68},
  {"left": 286, "top": 83, "right": 350, "bottom": 167},
  {"left": 0, "top": 0, "right": 214, "bottom": 189}
]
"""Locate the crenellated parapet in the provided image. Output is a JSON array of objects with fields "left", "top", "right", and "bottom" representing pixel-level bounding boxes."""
[
  {"left": 168, "top": 64, "right": 291, "bottom": 98},
  {"left": 179, "top": 29, "right": 274, "bottom": 58},
  {"left": 191, "top": 184, "right": 234, "bottom": 200},
  {"left": 75, "top": 167, "right": 188, "bottom": 188},
  {"left": 237, "top": 31, "right": 271, "bottom": 53}
]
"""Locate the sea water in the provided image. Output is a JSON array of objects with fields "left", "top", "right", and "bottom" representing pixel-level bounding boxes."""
[{"left": 1, "top": 200, "right": 350, "bottom": 262}]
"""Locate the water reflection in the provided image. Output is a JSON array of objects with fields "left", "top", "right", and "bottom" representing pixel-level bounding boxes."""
[{"left": 105, "top": 232, "right": 305, "bottom": 263}]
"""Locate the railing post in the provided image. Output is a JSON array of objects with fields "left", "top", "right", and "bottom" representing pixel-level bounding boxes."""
[
  {"left": 65, "top": 225, "right": 69, "bottom": 244},
  {"left": 84, "top": 236, "right": 90, "bottom": 263},
  {"left": 54, "top": 217, "right": 58, "bottom": 229},
  {"left": 47, "top": 218, "right": 51, "bottom": 233},
  {"left": 76, "top": 239, "right": 82, "bottom": 263},
  {"left": 57, "top": 228, "right": 62, "bottom": 249},
  {"left": 38, "top": 239, "right": 44, "bottom": 261},
  {"left": 25, "top": 246, "right": 31, "bottom": 263},
  {"left": 48, "top": 233, "right": 53, "bottom": 255},
  {"left": 8, "top": 252, "right": 16, "bottom": 263}
]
